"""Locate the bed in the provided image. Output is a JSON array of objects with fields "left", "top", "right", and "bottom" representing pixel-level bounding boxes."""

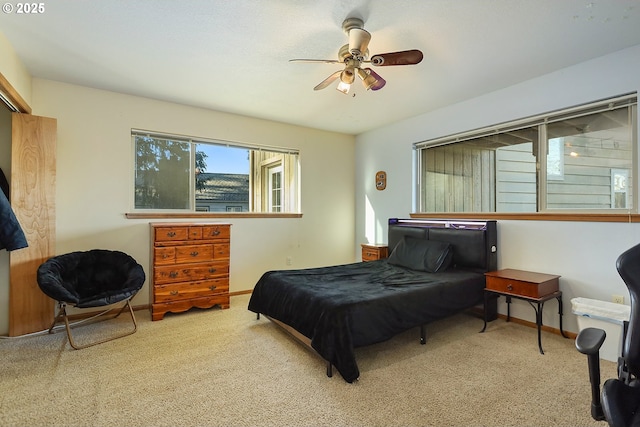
[{"left": 248, "top": 218, "right": 498, "bottom": 383}]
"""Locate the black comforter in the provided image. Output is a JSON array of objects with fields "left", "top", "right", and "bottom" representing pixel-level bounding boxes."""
[{"left": 248, "top": 259, "right": 485, "bottom": 383}]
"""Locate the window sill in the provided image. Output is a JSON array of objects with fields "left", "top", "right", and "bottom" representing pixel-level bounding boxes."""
[
  {"left": 125, "top": 212, "right": 302, "bottom": 219},
  {"left": 410, "top": 212, "right": 640, "bottom": 223}
]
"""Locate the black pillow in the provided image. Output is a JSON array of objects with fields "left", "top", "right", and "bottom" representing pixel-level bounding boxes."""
[{"left": 387, "top": 236, "right": 453, "bottom": 273}]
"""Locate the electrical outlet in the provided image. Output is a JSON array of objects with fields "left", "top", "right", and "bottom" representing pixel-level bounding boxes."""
[
  {"left": 612, "top": 294, "right": 625, "bottom": 304},
  {"left": 286, "top": 256, "right": 292, "bottom": 266}
]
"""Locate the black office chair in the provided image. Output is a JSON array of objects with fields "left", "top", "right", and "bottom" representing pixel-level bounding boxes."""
[
  {"left": 37, "top": 249, "right": 145, "bottom": 349},
  {"left": 576, "top": 242, "right": 640, "bottom": 427}
]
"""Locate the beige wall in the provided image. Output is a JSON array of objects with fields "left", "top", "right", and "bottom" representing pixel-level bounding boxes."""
[
  {"left": 34, "top": 78, "right": 355, "bottom": 300},
  {"left": 0, "top": 69, "right": 355, "bottom": 333},
  {"left": 0, "top": 32, "right": 31, "bottom": 106}
]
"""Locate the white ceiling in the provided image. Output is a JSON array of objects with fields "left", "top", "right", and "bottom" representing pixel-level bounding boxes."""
[{"left": 1, "top": 0, "right": 640, "bottom": 135}]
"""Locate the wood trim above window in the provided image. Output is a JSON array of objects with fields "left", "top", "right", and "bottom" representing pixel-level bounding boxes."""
[
  {"left": 125, "top": 212, "right": 302, "bottom": 219},
  {"left": 410, "top": 212, "right": 640, "bottom": 223}
]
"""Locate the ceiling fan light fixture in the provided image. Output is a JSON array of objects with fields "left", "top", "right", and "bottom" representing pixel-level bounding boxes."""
[
  {"left": 336, "top": 81, "right": 351, "bottom": 94},
  {"left": 339, "top": 68, "right": 355, "bottom": 84},
  {"left": 356, "top": 68, "right": 377, "bottom": 90},
  {"left": 363, "top": 68, "right": 386, "bottom": 91},
  {"left": 336, "top": 67, "right": 355, "bottom": 94}
]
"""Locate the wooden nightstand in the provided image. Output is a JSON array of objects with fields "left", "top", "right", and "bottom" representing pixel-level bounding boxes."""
[
  {"left": 481, "top": 268, "right": 569, "bottom": 354},
  {"left": 361, "top": 244, "right": 388, "bottom": 261}
]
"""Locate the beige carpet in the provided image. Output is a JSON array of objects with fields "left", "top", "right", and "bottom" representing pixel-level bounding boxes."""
[{"left": 0, "top": 294, "right": 617, "bottom": 427}]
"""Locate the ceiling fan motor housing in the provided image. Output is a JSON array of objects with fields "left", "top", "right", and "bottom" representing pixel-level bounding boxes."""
[{"left": 341, "top": 17, "right": 365, "bottom": 34}]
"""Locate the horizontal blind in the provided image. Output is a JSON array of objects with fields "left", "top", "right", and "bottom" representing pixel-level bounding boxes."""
[
  {"left": 132, "top": 129, "right": 299, "bottom": 155},
  {"left": 414, "top": 93, "right": 637, "bottom": 150}
]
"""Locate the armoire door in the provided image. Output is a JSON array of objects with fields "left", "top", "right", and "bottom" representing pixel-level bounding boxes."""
[{"left": 9, "top": 112, "right": 56, "bottom": 336}]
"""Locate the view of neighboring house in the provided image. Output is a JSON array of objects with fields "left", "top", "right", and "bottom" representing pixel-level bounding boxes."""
[{"left": 196, "top": 172, "right": 250, "bottom": 212}]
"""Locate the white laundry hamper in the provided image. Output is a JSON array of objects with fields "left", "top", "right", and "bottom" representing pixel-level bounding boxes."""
[{"left": 572, "top": 297, "right": 631, "bottom": 362}]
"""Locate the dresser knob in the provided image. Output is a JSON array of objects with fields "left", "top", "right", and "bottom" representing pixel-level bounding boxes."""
[
  {"left": 209, "top": 268, "right": 217, "bottom": 273},
  {"left": 190, "top": 251, "right": 199, "bottom": 257},
  {"left": 209, "top": 285, "right": 217, "bottom": 291},
  {"left": 167, "top": 231, "right": 176, "bottom": 237},
  {"left": 212, "top": 229, "right": 220, "bottom": 236},
  {"left": 170, "top": 291, "right": 178, "bottom": 296},
  {"left": 507, "top": 284, "right": 513, "bottom": 291},
  {"left": 169, "top": 271, "right": 178, "bottom": 278}
]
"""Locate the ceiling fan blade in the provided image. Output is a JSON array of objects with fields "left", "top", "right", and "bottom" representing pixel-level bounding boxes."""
[
  {"left": 370, "top": 49, "right": 423, "bottom": 66},
  {"left": 348, "top": 28, "right": 371, "bottom": 57},
  {"left": 313, "top": 70, "right": 342, "bottom": 91},
  {"left": 289, "top": 59, "right": 341, "bottom": 64}
]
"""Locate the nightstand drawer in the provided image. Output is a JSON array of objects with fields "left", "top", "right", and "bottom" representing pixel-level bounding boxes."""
[
  {"left": 361, "top": 244, "right": 389, "bottom": 261},
  {"left": 485, "top": 269, "right": 559, "bottom": 298}
]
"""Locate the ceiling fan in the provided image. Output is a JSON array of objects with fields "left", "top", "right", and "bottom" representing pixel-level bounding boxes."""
[{"left": 290, "top": 17, "right": 423, "bottom": 94}]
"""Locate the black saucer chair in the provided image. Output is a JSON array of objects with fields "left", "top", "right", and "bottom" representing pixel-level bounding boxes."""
[
  {"left": 576, "top": 242, "right": 640, "bottom": 427},
  {"left": 37, "top": 249, "right": 145, "bottom": 349}
]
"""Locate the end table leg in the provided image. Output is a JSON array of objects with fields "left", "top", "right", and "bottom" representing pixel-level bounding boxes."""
[
  {"left": 528, "top": 301, "right": 545, "bottom": 354},
  {"left": 480, "top": 291, "right": 488, "bottom": 333},
  {"left": 556, "top": 294, "right": 569, "bottom": 338},
  {"left": 536, "top": 302, "right": 544, "bottom": 354}
]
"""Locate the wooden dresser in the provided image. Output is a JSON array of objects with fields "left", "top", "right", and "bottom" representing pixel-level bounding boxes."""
[{"left": 149, "top": 222, "right": 231, "bottom": 321}]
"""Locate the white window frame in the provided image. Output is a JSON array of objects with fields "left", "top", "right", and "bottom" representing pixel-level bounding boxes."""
[{"left": 268, "top": 164, "right": 283, "bottom": 212}]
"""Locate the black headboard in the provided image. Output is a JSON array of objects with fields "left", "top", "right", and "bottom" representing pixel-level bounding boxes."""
[{"left": 387, "top": 218, "right": 497, "bottom": 272}]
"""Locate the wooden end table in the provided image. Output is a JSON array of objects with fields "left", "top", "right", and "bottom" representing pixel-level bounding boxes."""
[
  {"left": 361, "top": 244, "right": 389, "bottom": 261},
  {"left": 480, "top": 268, "right": 569, "bottom": 354}
]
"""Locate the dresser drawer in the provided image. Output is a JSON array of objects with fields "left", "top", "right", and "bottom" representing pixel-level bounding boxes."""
[
  {"left": 154, "top": 261, "right": 229, "bottom": 284},
  {"left": 154, "top": 247, "right": 176, "bottom": 265},
  {"left": 203, "top": 225, "right": 230, "bottom": 240},
  {"left": 153, "top": 278, "right": 229, "bottom": 303},
  {"left": 154, "top": 226, "right": 189, "bottom": 241},
  {"left": 188, "top": 226, "right": 203, "bottom": 239},
  {"left": 213, "top": 243, "right": 230, "bottom": 258},
  {"left": 485, "top": 273, "right": 559, "bottom": 298},
  {"left": 175, "top": 244, "right": 214, "bottom": 264}
]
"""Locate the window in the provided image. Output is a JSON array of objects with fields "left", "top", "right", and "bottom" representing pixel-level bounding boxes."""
[
  {"left": 133, "top": 131, "right": 300, "bottom": 213},
  {"left": 415, "top": 94, "right": 637, "bottom": 214},
  {"left": 268, "top": 165, "right": 283, "bottom": 212}
]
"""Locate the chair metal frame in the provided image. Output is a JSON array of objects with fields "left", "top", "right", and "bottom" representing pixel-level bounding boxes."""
[{"left": 48, "top": 297, "right": 138, "bottom": 350}]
